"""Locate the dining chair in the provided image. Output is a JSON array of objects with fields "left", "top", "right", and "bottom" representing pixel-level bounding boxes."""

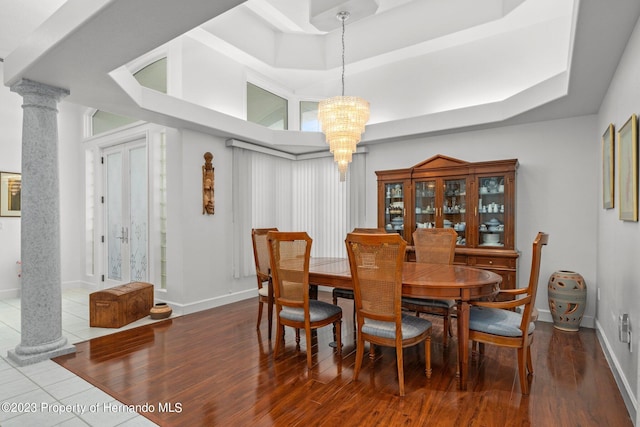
[
  {"left": 345, "top": 232, "right": 432, "bottom": 396},
  {"left": 468, "top": 232, "right": 549, "bottom": 394},
  {"left": 333, "top": 228, "right": 387, "bottom": 331},
  {"left": 267, "top": 231, "right": 342, "bottom": 369},
  {"left": 251, "top": 227, "right": 278, "bottom": 340},
  {"left": 401, "top": 227, "right": 457, "bottom": 346}
]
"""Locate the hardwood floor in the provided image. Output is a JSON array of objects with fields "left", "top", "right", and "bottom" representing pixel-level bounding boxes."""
[{"left": 53, "top": 292, "right": 632, "bottom": 427}]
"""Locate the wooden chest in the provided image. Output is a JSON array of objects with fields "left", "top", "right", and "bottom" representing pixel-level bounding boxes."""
[{"left": 90, "top": 282, "right": 154, "bottom": 328}]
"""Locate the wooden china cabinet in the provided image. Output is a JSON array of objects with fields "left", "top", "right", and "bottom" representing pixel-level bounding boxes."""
[{"left": 377, "top": 155, "right": 519, "bottom": 292}]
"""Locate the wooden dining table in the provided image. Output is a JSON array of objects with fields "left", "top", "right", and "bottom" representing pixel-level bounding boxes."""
[{"left": 307, "top": 257, "right": 502, "bottom": 391}]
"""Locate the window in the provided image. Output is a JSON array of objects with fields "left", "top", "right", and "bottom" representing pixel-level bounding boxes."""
[
  {"left": 247, "top": 83, "right": 288, "bottom": 130},
  {"left": 91, "top": 110, "right": 137, "bottom": 136},
  {"left": 91, "top": 58, "right": 168, "bottom": 136},
  {"left": 300, "top": 101, "right": 320, "bottom": 132},
  {"left": 134, "top": 57, "right": 167, "bottom": 94}
]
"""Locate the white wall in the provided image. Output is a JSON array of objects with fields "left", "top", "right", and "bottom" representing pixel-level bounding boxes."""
[
  {"left": 365, "top": 116, "right": 599, "bottom": 327},
  {"left": 163, "top": 129, "right": 255, "bottom": 313},
  {"left": 597, "top": 13, "right": 640, "bottom": 416},
  {"left": 58, "top": 102, "right": 86, "bottom": 289},
  {"left": 181, "top": 37, "right": 246, "bottom": 120},
  {"left": 0, "top": 64, "right": 22, "bottom": 297}
]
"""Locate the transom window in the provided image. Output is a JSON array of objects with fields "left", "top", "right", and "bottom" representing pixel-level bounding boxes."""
[
  {"left": 247, "top": 83, "right": 288, "bottom": 130},
  {"left": 300, "top": 101, "right": 320, "bottom": 132}
]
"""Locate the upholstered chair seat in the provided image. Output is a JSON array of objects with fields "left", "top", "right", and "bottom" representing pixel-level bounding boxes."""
[
  {"left": 362, "top": 315, "right": 432, "bottom": 340},
  {"left": 469, "top": 306, "right": 535, "bottom": 337},
  {"left": 280, "top": 300, "right": 343, "bottom": 322}
]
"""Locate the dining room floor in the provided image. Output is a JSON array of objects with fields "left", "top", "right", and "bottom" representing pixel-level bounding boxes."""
[
  {"left": 1, "top": 288, "right": 634, "bottom": 426},
  {"left": 53, "top": 292, "right": 633, "bottom": 427},
  {"left": 0, "top": 288, "right": 162, "bottom": 426}
]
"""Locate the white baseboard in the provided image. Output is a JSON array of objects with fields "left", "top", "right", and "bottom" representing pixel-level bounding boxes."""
[
  {"left": 61, "top": 280, "right": 97, "bottom": 292},
  {"left": 156, "top": 288, "right": 257, "bottom": 317},
  {"left": 536, "top": 307, "right": 595, "bottom": 329},
  {"left": 595, "top": 318, "right": 637, "bottom": 423},
  {"left": 0, "top": 288, "right": 20, "bottom": 299},
  {"left": 1, "top": 281, "right": 97, "bottom": 300}
]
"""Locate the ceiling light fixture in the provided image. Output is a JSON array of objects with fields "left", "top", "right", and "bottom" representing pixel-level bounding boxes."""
[{"left": 318, "top": 11, "right": 370, "bottom": 182}]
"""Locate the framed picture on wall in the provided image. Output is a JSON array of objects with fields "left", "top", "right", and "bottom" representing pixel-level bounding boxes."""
[
  {"left": 0, "top": 172, "right": 21, "bottom": 217},
  {"left": 603, "top": 123, "right": 614, "bottom": 209},
  {"left": 618, "top": 114, "right": 638, "bottom": 221}
]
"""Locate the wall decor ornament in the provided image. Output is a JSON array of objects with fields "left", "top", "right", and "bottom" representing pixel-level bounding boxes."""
[
  {"left": 202, "top": 152, "right": 214, "bottom": 215},
  {"left": 547, "top": 270, "right": 587, "bottom": 332},
  {"left": 0, "top": 172, "right": 21, "bottom": 217},
  {"left": 602, "top": 123, "right": 614, "bottom": 209},
  {"left": 618, "top": 114, "right": 637, "bottom": 221}
]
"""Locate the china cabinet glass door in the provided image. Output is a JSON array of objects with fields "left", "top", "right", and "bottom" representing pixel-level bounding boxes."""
[
  {"left": 477, "top": 175, "right": 506, "bottom": 247},
  {"left": 414, "top": 178, "right": 467, "bottom": 246},
  {"left": 442, "top": 178, "right": 467, "bottom": 246},
  {"left": 414, "top": 180, "right": 436, "bottom": 230},
  {"left": 383, "top": 182, "right": 406, "bottom": 237}
]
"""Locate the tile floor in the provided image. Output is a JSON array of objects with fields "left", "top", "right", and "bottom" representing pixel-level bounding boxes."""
[{"left": 0, "top": 288, "right": 166, "bottom": 426}]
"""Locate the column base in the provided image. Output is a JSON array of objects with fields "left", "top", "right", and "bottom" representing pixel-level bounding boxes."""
[{"left": 7, "top": 336, "right": 76, "bottom": 366}]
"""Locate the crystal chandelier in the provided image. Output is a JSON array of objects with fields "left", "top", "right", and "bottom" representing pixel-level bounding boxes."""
[{"left": 318, "top": 11, "right": 370, "bottom": 182}]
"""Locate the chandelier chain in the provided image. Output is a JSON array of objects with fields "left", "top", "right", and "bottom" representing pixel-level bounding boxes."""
[{"left": 341, "top": 15, "right": 345, "bottom": 97}]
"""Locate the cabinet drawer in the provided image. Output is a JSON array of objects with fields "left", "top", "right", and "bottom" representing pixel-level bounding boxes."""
[
  {"left": 471, "top": 256, "right": 515, "bottom": 269},
  {"left": 453, "top": 253, "right": 467, "bottom": 265}
]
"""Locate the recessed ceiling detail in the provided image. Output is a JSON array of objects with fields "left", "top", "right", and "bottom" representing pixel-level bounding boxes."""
[
  {"left": 309, "top": 0, "right": 379, "bottom": 31},
  {"left": 196, "top": 0, "right": 576, "bottom": 125},
  {"left": 3, "top": 0, "right": 639, "bottom": 154}
]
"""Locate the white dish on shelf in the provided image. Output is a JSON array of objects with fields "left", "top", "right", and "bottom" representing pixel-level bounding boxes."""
[
  {"left": 482, "top": 233, "right": 500, "bottom": 244},
  {"left": 479, "top": 243, "right": 504, "bottom": 247}
]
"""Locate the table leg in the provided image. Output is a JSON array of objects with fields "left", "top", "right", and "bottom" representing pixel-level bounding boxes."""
[{"left": 457, "top": 300, "right": 470, "bottom": 390}]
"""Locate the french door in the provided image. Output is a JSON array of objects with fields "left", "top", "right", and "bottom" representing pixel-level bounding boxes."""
[{"left": 103, "top": 139, "right": 148, "bottom": 286}]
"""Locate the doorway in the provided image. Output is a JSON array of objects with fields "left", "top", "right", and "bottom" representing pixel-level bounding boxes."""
[{"left": 103, "top": 139, "right": 148, "bottom": 286}]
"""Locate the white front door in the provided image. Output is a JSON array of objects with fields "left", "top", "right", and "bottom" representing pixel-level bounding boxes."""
[{"left": 103, "top": 139, "right": 148, "bottom": 286}]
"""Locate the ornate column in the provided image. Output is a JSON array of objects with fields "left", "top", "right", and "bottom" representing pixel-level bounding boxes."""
[{"left": 7, "top": 79, "right": 75, "bottom": 365}]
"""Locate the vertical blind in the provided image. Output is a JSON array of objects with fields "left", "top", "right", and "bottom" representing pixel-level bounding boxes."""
[{"left": 232, "top": 147, "right": 366, "bottom": 279}]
